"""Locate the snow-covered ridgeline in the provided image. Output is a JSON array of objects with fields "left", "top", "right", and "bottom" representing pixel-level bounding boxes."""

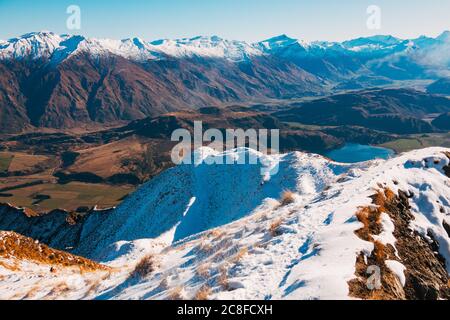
[
  {"left": 1, "top": 31, "right": 449, "bottom": 63},
  {"left": 0, "top": 147, "right": 448, "bottom": 300}
]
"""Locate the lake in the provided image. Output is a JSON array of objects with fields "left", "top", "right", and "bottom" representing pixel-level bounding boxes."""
[{"left": 325, "top": 143, "right": 395, "bottom": 163}]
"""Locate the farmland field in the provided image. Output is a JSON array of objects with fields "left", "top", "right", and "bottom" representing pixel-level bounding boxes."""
[
  {"left": 0, "top": 181, "right": 134, "bottom": 211},
  {"left": 0, "top": 153, "right": 14, "bottom": 172}
]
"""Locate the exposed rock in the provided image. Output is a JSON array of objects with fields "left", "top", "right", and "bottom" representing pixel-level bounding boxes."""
[{"left": 349, "top": 188, "right": 450, "bottom": 300}]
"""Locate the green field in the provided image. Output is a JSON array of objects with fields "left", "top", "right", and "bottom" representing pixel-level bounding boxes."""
[
  {"left": 0, "top": 153, "right": 14, "bottom": 172},
  {"left": 379, "top": 139, "right": 423, "bottom": 153},
  {"left": 379, "top": 133, "right": 450, "bottom": 153},
  {"left": 284, "top": 122, "right": 337, "bottom": 130},
  {"left": 2, "top": 181, "right": 134, "bottom": 211}
]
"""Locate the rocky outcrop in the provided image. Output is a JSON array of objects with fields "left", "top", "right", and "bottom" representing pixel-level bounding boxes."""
[{"left": 349, "top": 188, "right": 450, "bottom": 300}]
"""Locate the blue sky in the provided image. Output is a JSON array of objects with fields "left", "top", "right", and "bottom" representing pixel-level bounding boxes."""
[{"left": 1, "top": 0, "right": 449, "bottom": 42}]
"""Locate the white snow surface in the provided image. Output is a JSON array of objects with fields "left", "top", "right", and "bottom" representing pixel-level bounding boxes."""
[
  {"left": 385, "top": 260, "right": 407, "bottom": 287},
  {"left": 0, "top": 147, "right": 449, "bottom": 300},
  {"left": 1, "top": 31, "right": 449, "bottom": 67}
]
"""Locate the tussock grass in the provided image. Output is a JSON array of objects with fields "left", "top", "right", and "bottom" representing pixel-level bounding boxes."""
[
  {"left": 194, "top": 285, "right": 211, "bottom": 300},
  {"left": 269, "top": 218, "right": 284, "bottom": 237},
  {"left": 45, "top": 282, "right": 70, "bottom": 299},
  {"left": 167, "top": 286, "right": 184, "bottom": 300},
  {"left": 0, "top": 231, "right": 107, "bottom": 272},
  {"left": 230, "top": 247, "right": 248, "bottom": 264},
  {"left": 23, "top": 286, "right": 39, "bottom": 300},
  {"left": 205, "top": 229, "right": 225, "bottom": 240},
  {"left": 373, "top": 240, "right": 387, "bottom": 264},
  {"left": 196, "top": 263, "right": 211, "bottom": 279},
  {"left": 131, "top": 255, "right": 155, "bottom": 278},
  {"left": 198, "top": 241, "right": 213, "bottom": 254},
  {"left": 0, "top": 260, "right": 20, "bottom": 271},
  {"left": 280, "top": 190, "right": 295, "bottom": 206},
  {"left": 217, "top": 267, "right": 229, "bottom": 290}
]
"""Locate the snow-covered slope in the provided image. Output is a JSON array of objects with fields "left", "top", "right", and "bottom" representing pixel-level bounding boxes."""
[
  {"left": 0, "top": 32, "right": 262, "bottom": 62},
  {"left": 0, "top": 147, "right": 449, "bottom": 300},
  {"left": 73, "top": 147, "right": 345, "bottom": 260},
  {"left": 0, "top": 31, "right": 68, "bottom": 60},
  {"left": 150, "top": 36, "right": 262, "bottom": 61},
  {"left": 1, "top": 31, "right": 449, "bottom": 67}
]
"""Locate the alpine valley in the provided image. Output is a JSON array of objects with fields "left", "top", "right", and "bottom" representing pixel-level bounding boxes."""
[{"left": 0, "top": 31, "right": 450, "bottom": 301}]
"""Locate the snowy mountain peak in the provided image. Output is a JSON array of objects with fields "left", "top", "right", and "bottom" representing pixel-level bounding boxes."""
[
  {"left": 437, "top": 30, "right": 450, "bottom": 42},
  {"left": 341, "top": 35, "right": 403, "bottom": 52},
  {"left": 147, "top": 35, "right": 262, "bottom": 61},
  {"left": 0, "top": 31, "right": 67, "bottom": 60},
  {"left": 258, "top": 34, "right": 305, "bottom": 51},
  {"left": 1, "top": 31, "right": 449, "bottom": 65}
]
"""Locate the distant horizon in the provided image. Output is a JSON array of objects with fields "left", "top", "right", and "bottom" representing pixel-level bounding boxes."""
[
  {"left": 3, "top": 29, "right": 450, "bottom": 44},
  {"left": 1, "top": 0, "right": 449, "bottom": 42}
]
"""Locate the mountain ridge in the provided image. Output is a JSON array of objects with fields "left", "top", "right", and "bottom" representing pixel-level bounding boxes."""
[
  {"left": 0, "top": 147, "right": 449, "bottom": 300},
  {"left": 1, "top": 30, "right": 450, "bottom": 133},
  {"left": 2, "top": 30, "right": 449, "bottom": 62}
]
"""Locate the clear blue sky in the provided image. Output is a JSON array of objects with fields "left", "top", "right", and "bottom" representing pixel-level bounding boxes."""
[{"left": 1, "top": 0, "right": 449, "bottom": 42}]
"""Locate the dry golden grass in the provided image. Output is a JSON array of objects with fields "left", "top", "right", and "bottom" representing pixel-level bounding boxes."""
[
  {"left": 22, "top": 286, "right": 40, "bottom": 300},
  {"left": 131, "top": 255, "right": 155, "bottom": 278},
  {"left": 217, "top": 268, "right": 229, "bottom": 290},
  {"left": 280, "top": 190, "right": 295, "bottom": 206},
  {"left": 355, "top": 207, "right": 370, "bottom": 229},
  {"left": 205, "top": 229, "right": 225, "bottom": 240},
  {"left": 68, "top": 137, "right": 145, "bottom": 178},
  {"left": 0, "top": 260, "right": 20, "bottom": 271},
  {"left": 384, "top": 188, "right": 396, "bottom": 201},
  {"left": 372, "top": 188, "right": 395, "bottom": 213},
  {"left": 7, "top": 152, "right": 50, "bottom": 172},
  {"left": 167, "top": 286, "right": 184, "bottom": 300},
  {"left": 83, "top": 279, "right": 101, "bottom": 299},
  {"left": 0, "top": 231, "right": 108, "bottom": 272},
  {"left": 194, "top": 285, "right": 211, "bottom": 300},
  {"left": 258, "top": 212, "right": 269, "bottom": 222},
  {"left": 197, "top": 263, "right": 211, "bottom": 279},
  {"left": 45, "top": 282, "right": 70, "bottom": 299},
  {"left": 355, "top": 205, "right": 382, "bottom": 241},
  {"left": 269, "top": 218, "right": 284, "bottom": 237},
  {"left": 373, "top": 240, "right": 387, "bottom": 264},
  {"left": 230, "top": 247, "right": 248, "bottom": 264},
  {"left": 198, "top": 241, "right": 213, "bottom": 254},
  {"left": 350, "top": 188, "right": 410, "bottom": 300}
]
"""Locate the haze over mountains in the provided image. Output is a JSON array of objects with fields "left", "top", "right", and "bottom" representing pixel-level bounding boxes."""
[{"left": 1, "top": 31, "right": 450, "bottom": 133}]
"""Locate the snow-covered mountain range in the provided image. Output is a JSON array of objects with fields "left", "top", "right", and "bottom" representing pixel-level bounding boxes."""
[
  {"left": 1, "top": 147, "right": 449, "bottom": 299},
  {"left": 1, "top": 31, "right": 449, "bottom": 64},
  {"left": 1, "top": 31, "right": 450, "bottom": 133}
]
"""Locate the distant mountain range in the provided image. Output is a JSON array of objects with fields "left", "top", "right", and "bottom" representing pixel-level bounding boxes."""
[{"left": 1, "top": 31, "right": 450, "bottom": 133}]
